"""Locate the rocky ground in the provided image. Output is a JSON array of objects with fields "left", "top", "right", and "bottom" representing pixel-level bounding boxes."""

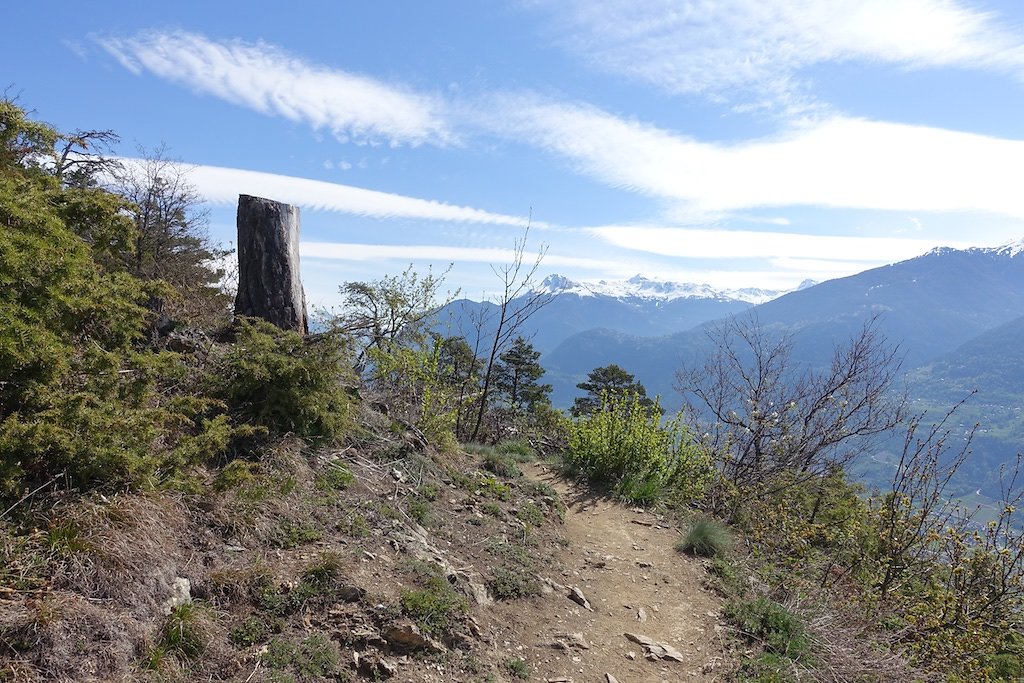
[
  {"left": 483, "top": 462, "right": 729, "bottom": 683},
  {"left": 0, "top": 439, "right": 734, "bottom": 682}
]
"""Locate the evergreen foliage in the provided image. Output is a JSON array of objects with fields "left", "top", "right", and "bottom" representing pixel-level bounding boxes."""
[
  {"left": 211, "top": 318, "right": 355, "bottom": 441},
  {"left": 493, "top": 336, "right": 551, "bottom": 415},
  {"left": 571, "top": 363, "right": 658, "bottom": 417},
  {"left": 0, "top": 101, "right": 234, "bottom": 502}
]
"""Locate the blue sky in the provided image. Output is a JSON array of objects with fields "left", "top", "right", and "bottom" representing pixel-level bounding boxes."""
[{"left": 6, "top": 0, "right": 1024, "bottom": 306}]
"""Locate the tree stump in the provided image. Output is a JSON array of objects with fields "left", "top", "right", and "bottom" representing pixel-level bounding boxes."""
[{"left": 234, "top": 194, "right": 308, "bottom": 334}]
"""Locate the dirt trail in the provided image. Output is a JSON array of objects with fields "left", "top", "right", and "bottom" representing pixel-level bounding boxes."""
[{"left": 488, "top": 463, "right": 731, "bottom": 682}]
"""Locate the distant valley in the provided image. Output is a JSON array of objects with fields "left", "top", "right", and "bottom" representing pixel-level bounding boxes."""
[{"left": 439, "top": 241, "right": 1024, "bottom": 500}]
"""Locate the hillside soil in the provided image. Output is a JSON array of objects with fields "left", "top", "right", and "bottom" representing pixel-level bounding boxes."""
[
  {"left": 0, "top": 439, "right": 732, "bottom": 683},
  {"left": 485, "top": 462, "right": 730, "bottom": 682}
]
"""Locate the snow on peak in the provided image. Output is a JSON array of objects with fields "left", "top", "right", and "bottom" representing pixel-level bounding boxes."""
[
  {"left": 993, "top": 238, "right": 1024, "bottom": 257},
  {"left": 535, "top": 274, "right": 790, "bottom": 304},
  {"left": 924, "top": 239, "right": 1024, "bottom": 259}
]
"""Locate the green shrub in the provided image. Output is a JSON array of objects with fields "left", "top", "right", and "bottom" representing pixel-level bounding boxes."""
[
  {"left": 482, "top": 452, "right": 521, "bottom": 478},
  {"left": 261, "top": 635, "right": 338, "bottom": 678},
  {"left": 516, "top": 501, "right": 546, "bottom": 528},
  {"left": 215, "top": 459, "right": 258, "bottom": 492},
  {"left": 564, "top": 392, "right": 712, "bottom": 505},
  {"left": 477, "top": 475, "right": 512, "bottom": 500},
  {"left": 408, "top": 498, "right": 431, "bottom": 525},
  {"left": 505, "top": 657, "right": 530, "bottom": 679},
  {"left": 315, "top": 461, "right": 354, "bottom": 491},
  {"left": 212, "top": 318, "right": 355, "bottom": 441},
  {"left": 488, "top": 565, "right": 541, "bottom": 600},
  {"left": 229, "top": 616, "right": 272, "bottom": 648},
  {"left": 272, "top": 521, "right": 322, "bottom": 549},
  {"left": 496, "top": 439, "right": 535, "bottom": 461},
  {"left": 725, "top": 598, "right": 810, "bottom": 660},
  {"left": 0, "top": 103, "right": 238, "bottom": 504},
  {"left": 678, "top": 517, "right": 733, "bottom": 558},
  {"left": 417, "top": 482, "right": 440, "bottom": 501},
  {"left": 399, "top": 562, "right": 467, "bottom": 635}
]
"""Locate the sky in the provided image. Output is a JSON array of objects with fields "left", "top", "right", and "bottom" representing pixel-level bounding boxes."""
[{"left": 6, "top": 0, "right": 1024, "bottom": 306}]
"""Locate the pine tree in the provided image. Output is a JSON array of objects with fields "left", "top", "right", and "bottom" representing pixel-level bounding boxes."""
[
  {"left": 572, "top": 363, "right": 658, "bottom": 416},
  {"left": 493, "top": 337, "right": 551, "bottom": 416}
]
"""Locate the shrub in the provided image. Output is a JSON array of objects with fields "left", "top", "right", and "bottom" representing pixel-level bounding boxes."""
[
  {"left": 0, "top": 104, "right": 237, "bottom": 503},
  {"left": 516, "top": 501, "right": 546, "bottom": 528},
  {"left": 211, "top": 318, "right": 355, "bottom": 441},
  {"left": 482, "top": 452, "right": 521, "bottom": 478},
  {"left": 488, "top": 565, "right": 540, "bottom": 600},
  {"left": 505, "top": 657, "right": 530, "bottom": 679},
  {"left": 725, "top": 598, "right": 810, "bottom": 660},
  {"left": 564, "top": 392, "right": 712, "bottom": 505},
  {"left": 678, "top": 517, "right": 733, "bottom": 558},
  {"left": 408, "top": 497, "right": 431, "bottom": 525},
  {"left": 399, "top": 562, "right": 467, "bottom": 635},
  {"left": 261, "top": 635, "right": 339, "bottom": 678},
  {"left": 314, "top": 461, "right": 354, "bottom": 491},
  {"left": 229, "top": 617, "right": 271, "bottom": 648}
]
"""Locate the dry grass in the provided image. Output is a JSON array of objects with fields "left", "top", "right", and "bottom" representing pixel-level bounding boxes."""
[
  {"left": 804, "top": 607, "right": 937, "bottom": 683},
  {"left": 1, "top": 433, "right": 572, "bottom": 682}
]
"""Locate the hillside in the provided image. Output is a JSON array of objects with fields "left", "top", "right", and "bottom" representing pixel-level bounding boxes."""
[
  {"left": 4, "top": 102, "right": 1023, "bottom": 683},
  {"left": 542, "top": 241, "right": 1024, "bottom": 408}
]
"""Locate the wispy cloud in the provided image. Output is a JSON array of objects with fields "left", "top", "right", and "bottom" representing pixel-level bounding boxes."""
[
  {"left": 301, "top": 242, "right": 623, "bottom": 271},
  {"left": 484, "top": 97, "right": 1024, "bottom": 218},
  {"left": 587, "top": 225, "right": 976, "bottom": 261},
  {"left": 534, "top": 0, "right": 1024, "bottom": 111},
  {"left": 124, "top": 160, "right": 534, "bottom": 226},
  {"left": 97, "top": 30, "right": 452, "bottom": 147}
]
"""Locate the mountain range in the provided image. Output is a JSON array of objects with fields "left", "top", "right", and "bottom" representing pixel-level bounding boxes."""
[
  {"left": 439, "top": 240, "right": 1024, "bottom": 499},
  {"left": 436, "top": 273, "right": 808, "bottom": 355}
]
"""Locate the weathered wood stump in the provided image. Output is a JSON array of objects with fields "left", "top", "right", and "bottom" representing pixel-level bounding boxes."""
[{"left": 234, "top": 194, "right": 308, "bottom": 334}]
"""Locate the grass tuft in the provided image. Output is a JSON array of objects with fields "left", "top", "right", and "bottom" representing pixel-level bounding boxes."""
[{"left": 677, "top": 517, "right": 732, "bottom": 558}]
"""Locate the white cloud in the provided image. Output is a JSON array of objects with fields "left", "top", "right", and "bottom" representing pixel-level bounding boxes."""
[
  {"left": 97, "top": 30, "right": 452, "bottom": 147},
  {"left": 536, "top": 0, "right": 1024, "bottom": 109},
  {"left": 485, "top": 97, "right": 1024, "bottom": 218},
  {"left": 587, "top": 225, "right": 976, "bottom": 262},
  {"left": 126, "top": 159, "right": 535, "bottom": 226},
  {"left": 301, "top": 241, "right": 622, "bottom": 271}
]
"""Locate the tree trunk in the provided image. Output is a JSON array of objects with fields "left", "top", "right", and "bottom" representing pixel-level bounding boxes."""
[{"left": 234, "top": 194, "right": 308, "bottom": 334}]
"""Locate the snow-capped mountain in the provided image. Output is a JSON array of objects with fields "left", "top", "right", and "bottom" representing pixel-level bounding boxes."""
[{"left": 535, "top": 273, "right": 804, "bottom": 305}]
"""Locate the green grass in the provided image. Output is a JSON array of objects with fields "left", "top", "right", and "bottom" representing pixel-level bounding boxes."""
[
  {"left": 677, "top": 517, "right": 733, "bottom": 558},
  {"left": 481, "top": 452, "right": 521, "bottom": 478},
  {"left": 724, "top": 598, "right": 810, "bottom": 660},
  {"left": 504, "top": 657, "right": 530, "bottom": 679},
  {"left": 146, "top": 602, "right": 208, "bottom": 668},
  {"left": 496, "top": 439, "right": 536, "bottom": 462},
  {"left": 399, "top": 561, "right": 468, "bottom": 635}
]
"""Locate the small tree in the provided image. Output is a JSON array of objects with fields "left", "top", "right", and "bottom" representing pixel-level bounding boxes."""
[
  {"left": 467, "top": 226, "right": 551, "bottom": 442},
  {"left": 572, "top": 363, "right": 659, "bottom": 417},
  {"left": 676, "top": 313, "right": 905, "bottom": 503},
  {"left": 328, "top": 264, "right": 455, "bottom": 373},
  {"left": 114, "top": 146, "right": 230, "bottom": 325},
  {"left": 493, "top": 336, "right": 552, "bottom": 417},
  {"left": 436, "top": 335, "right": 483, "bottom": 437}
]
